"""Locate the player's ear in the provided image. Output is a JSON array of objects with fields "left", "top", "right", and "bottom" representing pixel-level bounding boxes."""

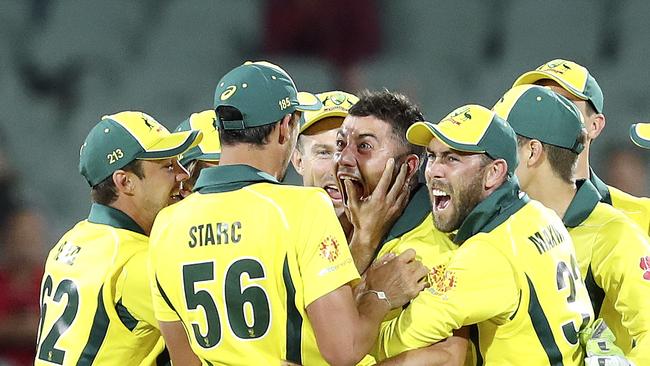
[
  {"left": 588, "top": 113, "right": 606, "bottom": 140},
  {"left": 291, "top": 147, "right": 305, "bottom": 176},
  {"left": 527, "top": 139, "right": 545, "bottom": 167},
  {"left": 277, "top": 113, "right": 294, "bottom": 145},
  {"left": 403, "top": 154, "right": 420, "bottom": 182},
  {"left": 113, "top": 170, "right": 136, "bottom": 196},
  {"left": 483, "top": 158, "right": 508, "bottom": 190}
]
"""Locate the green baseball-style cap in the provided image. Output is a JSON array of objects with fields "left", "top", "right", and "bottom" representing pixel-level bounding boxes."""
[
  {"left": 512, "top": 58, "right": 604, "bottom": 114},
  {"left": 213, "top": 61, "right": 322, "bottom": 130},
  {"left": 174, "top": 110, "right": 221, "bottom": 167},
  {"left": 630, "top": 123, "right": 650, "bottom": 149},
  {"left": 299, "top": 90, "right": 359, "bottom": 133},
  {"left": 79, "top": 111, "right": 203, "bottom": 186},
  {"left": 406, "top": 104, "right": 519, "bottom": 174},
  {"left": 493, "top": 85, "right": 585, "bottom": 154}
]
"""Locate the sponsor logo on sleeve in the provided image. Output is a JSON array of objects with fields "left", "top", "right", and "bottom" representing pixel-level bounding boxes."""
[
  {"left": 639, "top": 256, "right": 650, "bottom": 280},
  {"left": 319, "top": 236, "right": 340, "bottom": 262},
  {"left": 426, "top": 264, "right": 457, "bottom": 298}
]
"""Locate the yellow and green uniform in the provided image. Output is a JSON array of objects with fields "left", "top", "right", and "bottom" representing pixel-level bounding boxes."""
[
  {"left": 590, "top": 169, "right": 650, "bottom": 236},
  {"left": 358, "top": 185, "right": 459, "bottom": 366},
  {"left": 563, "top": 179, "right": 650, "bottom": 366},
  {"left": 149, "top": 165, "right": 359, "bottom": 365},
  {"left": 35, "top": 204, "right": 167, "bottom": 366},
  {"left": 373, "top": 180, "right": 594, "bottom": 365}
]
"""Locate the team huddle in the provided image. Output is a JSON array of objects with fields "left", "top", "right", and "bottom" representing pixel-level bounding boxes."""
[{"left": 34, "top": 59, "right": 650, "bottom": 366}]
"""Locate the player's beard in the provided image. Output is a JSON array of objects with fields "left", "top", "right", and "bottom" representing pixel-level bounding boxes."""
[{"left": 431, "top": 174, "right": 485, "bottom": 233}]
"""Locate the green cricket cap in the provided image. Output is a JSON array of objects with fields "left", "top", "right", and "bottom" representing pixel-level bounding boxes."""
[
  {"left": 513, "top": 58, "right": 604, "bottom": 114},
  {"left": 79, "top": 111, "right": 202, "bottom": 186},
  {"left": 630, "top": 123, "right": 650, "bottom": 149},
  {"left": 406, "top": 104, "right": 519, "bottom": 174},
  {"left": 214, "top": 61, "right": 322, "bottom": 130},
  {"left": 299, "top": 90, "right": 359, "bottom": 133},
  {"left": 174, "top": 110, "right": 221, "bottom": 167},
  {"left": 493, "top": 85, "right": 585, "bottom": 154}
]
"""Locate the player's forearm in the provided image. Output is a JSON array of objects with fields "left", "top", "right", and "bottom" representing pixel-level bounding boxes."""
[
  {"left": 349, "top": 229, "right": 381, "bottom": 273},
  {"left": 375, "top": 347, "right": 451, "bottom": 366},
  {"left": 350, "top": 291, "right": 393, "bottom": 363}
]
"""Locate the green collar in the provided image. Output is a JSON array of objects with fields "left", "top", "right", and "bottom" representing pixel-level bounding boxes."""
[
  {"left": 87, "top": 203, "right": 145, "bottom": 235},
  {"left": 563, "top": 179, "right": 600, "bottom": 228},
  {"left": 589, "top": 168, "right": 612, "bottom": 205},
  {"left": 194, "top": 164, "right": 279, "bottom": 194},
  {"left": 454, "top": 178, "right": 529, "bottom": 244},
  {"left": 378, "top": 184, "right": 431, "bottom": 246}
]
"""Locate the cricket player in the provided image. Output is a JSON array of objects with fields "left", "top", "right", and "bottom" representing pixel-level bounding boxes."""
[
  {"left": 148, "top": 61, "right": 429, "bottom": 366},
  {"left": 295, "top": 89, "right": 468, "bottom": 365},
  {"left": 173, "top": 109, "right": 221, "bottom": 197},
  {"left": 493, "top": 84, "right": 650, "bottom": 366},
  {"left": 35, "top": 111, "right": 201, "bottom": 365},
  {"left": 630, "top": 122, "right": 650, "bottom": 149},
  {"left": 374, "top": 105, "right": 594, "bottom": 365},
  {"left": 513, "top": 59, "right": 650, "bottom": 235},
  {"left": 292, "top": 90, "right": 359, "bottom": 238}
]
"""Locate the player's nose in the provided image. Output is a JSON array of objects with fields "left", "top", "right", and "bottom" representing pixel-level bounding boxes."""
[
  {"left": 336, "top": 143, "right": 357, "bottom": 167},
  {"left": 174, "top": 160, "right": 190, "bottom": 181}
]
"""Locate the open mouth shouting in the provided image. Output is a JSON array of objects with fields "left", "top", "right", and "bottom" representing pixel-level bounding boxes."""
[
  {"left": 323, "top": 183, "right": 343, "bottom": 202},
  {"left": 431, "top": 188, "right": 451, "bottom": 212},
  {"left": 337, "top": 173, "right": 368, "bottom": 206}
]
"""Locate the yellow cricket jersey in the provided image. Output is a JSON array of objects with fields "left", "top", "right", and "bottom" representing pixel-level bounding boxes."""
[
  {"left": 35, "top": 204, "right": 167, "bottom": 366},
  {"left": 373, "top": 180, "right": 594, "bottom": 365},
  {"left": 590, "top": 169, "right": 650, "bottom": 236},
  {"left": 149, "top": 165, "right": 359, "bottom": 365},
  {"left": 563, "top": 180, "right": 650, "bottom": 366},
  {"left": 357, "top": 185, "right": 459, "bottom": 366}
]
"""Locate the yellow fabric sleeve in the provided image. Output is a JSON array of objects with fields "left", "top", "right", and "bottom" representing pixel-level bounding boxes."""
[
  {"left": 297, "top": 191, "right": 360, "bottom": 307},
  {"left": 591, "top": 219, "right": 650, "bottom": 366},
  {"left": 374, "top": 240, "right": 519, "bottom": 359},
  {"left": 148, "top": 209, "right": 181, "bottom": 323},
  {"left": 118, "top": 250, "right": 159, "bottom": 327}
]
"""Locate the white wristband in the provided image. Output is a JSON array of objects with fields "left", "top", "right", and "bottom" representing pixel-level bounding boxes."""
[{"left": 361, "top": 289, "right": 392, "bottom": 308}]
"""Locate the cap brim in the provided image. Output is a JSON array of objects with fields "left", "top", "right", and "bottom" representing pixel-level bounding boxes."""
[
  {"left": 406, "top": 121, "right": 486, "bottom": 154},
  {"left": 300, "top": 110, "right": 346, "bottom": 133},
  {"left": 140, "top": 130, "right": 203, "bottom": 159},
  {"left": 513, "top": 71, "right": 589, "bottom": 102},
  {"left": 180, "top": 152, "right": 221, "bottom": 167},
  {"left": 294, "top": 91, "right": 323, "bottom": 111},
  {"left": 630, "top": 123, "right": 650, "bottom": 149}
]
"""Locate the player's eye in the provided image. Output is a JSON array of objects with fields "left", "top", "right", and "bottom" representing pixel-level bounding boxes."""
[
  {"left": 446, "top": 155, "right": 460, "bottom": 163},
  {"left": 335, "top": 139, "right": 345, "bottom": 151},
  {"left": 359, "top": 142, "right": 372, "bottom": 150}
]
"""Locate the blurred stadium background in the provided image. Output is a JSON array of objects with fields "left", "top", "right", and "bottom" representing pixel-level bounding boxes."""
[
  {"left": 1, "top": 0, "right": 649, "bottom": 251},
  {"left": 2, "top": 1, "right": 650, "bottom": 362}
]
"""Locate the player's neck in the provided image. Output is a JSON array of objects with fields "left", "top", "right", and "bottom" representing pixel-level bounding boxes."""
[
  {"left": 527, "top": 177, "right": 577, "bottom": 221},
  {"left": 108, "top": 199, "right": 152, "bottom": 236},
  {"left": 219, "top": 144, "right": 286, "bottom": 181},
  {"left": 574, "top": 146, "right": 591, "bottom": 180}
]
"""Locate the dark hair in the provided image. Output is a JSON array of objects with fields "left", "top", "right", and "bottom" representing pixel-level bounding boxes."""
[
  {"left": 348, "top": 89, "right": 425, "bottom": 159},
  {"left": 216, "top": 106, "right": 296, "bottom": 146},
  {"left": 516, "top": 131, "right": 587, "bottom": 183},
  {"left": 91, "top": 160, "right": 144, "bottom": 205}
]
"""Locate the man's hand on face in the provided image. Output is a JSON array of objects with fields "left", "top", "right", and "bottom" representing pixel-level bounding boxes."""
[
  {"left": 361, "top": 249, "right": 430, "bottom": 309},
  {"left": 345, "top": 158, "right": 411, "bottom": 272}
]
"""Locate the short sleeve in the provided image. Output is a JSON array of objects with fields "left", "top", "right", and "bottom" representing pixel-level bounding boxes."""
[
  {"left": 148, "top": 210, "right": 181, "bottom": 323},
  {"left": 591, "top": 219, "right": 650, "bottom": 366},
  {"left": 374, "top": 240, "right": 519, "bottom": 359},
  {"left": 118, "top": 251, "right": 158, "bottom": 327},
  {"left": 296, "top": 191, "right": 360, "bottom": 307}
]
